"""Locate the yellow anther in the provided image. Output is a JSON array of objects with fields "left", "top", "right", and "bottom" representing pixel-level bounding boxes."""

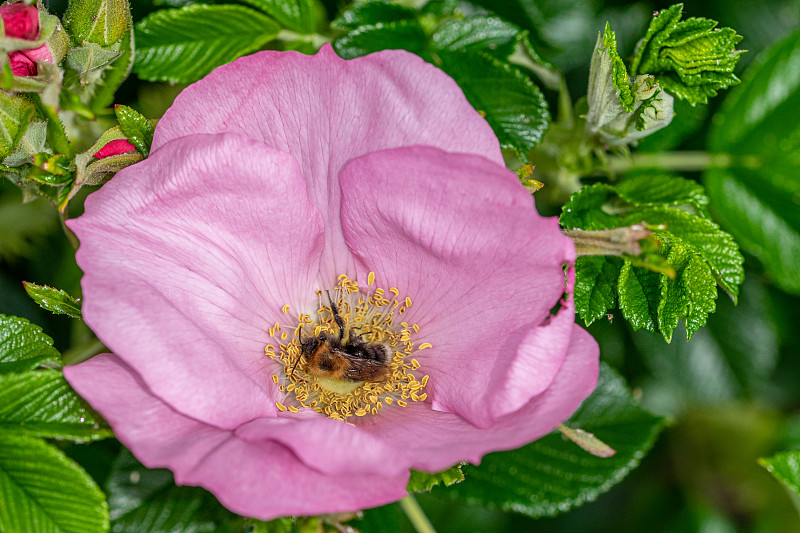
[
  {"left": 282, "top": 305, "right": 290, "bottom": 314},
  {"left": 367, "top": 272, "right": 375, "bottom": 285},
  {"left": 405, "top": 297, "right": 412, "bottom": 307},
  {"left": 417, "top": 393, "right": 427, "bottom": 401},
  {"left": 271, "top": 375, "right": 279, "bottom": 384},
  {"left": 412, "top": 324, "right": 420, "bottom": 332},
  {"left": 421, "top": 375, "right": 429, "bottom": 387},
  {"left": 288, "top": 405, "right": 299, "bottom": 413},
  {"left": 412, "top": 359, "right": 421, "bottom": 369},
  {"left": 418, "top": 342, "right": 432, "bottom": 350},
  {"left": 389, "top": 287, "right": 399, "bottom": 297},
  {"left": 385, "top": 397, "right": 394, "bottom": 404},
  {"left": 397, "top": 400, "right": 408, "bottom": 407},
  {"left": 276, "top": 402, "right": 287, "bottom": 412}
]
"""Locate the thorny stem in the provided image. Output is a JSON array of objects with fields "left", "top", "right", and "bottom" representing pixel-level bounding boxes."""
[
  {"left": 607, "top": 151, "right": 760, "bottom": 174},
  {"left": 399, "top": 494, "right": 437, "bottom": 533}
]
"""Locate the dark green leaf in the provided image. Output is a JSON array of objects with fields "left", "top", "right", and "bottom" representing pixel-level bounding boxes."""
[
  {"left": 705, "top": 29, "right": 800, "bottom": 295},
  {"left": 22, "top": 282, "right": 82, "bottom": 319},
  {"left": 617, "top": 260, "right": 661, "bottom": 333},
  {"left": 331, "top": 1, "right": 417, "bottom": 31},
  {"left": 134, "top": 4, "right": 281, "bottom": 83},
  {"left": 430, "top": 16, "right": 520, "bottom": 58},
  {"left": 115, "top": 104, "right": 155, "bottom": 157},
  {"left": 437, "top": 50, "right": 550, "bottom": 161},
  {"left": 239, "top": 0, "right": 319, "bottom": 34},
  {"left": 64, "top": 0, "right": 131, "bottom": 46},
  {"left": 0, "top": 434, "right": 109, "bottom": 533},
  {"left": 438, "top": 364, "right": 664, "bottom": 518},
  {"left": 615, "top": 172, "right": 709, "bottom": 213},
  {"left": 0, "top": 314, "right": 60, "bottom": 373},
  {"left": 631, "top": 4, "right": 744, "bottom": 104},
  {"left": 0, "top": 90, "right": 35, "bottom": 158},
  {"left": 574, "top": 255, "right": 622, "bottom": 326},
  {"left": 0, "top": 370, "right": 111, "bottom": 441},
  {"left": 559, "top": 183, "right": 621, "bottom": 230},
  {"left": 333, "top": 20, "right": 426, "bottom": 59},
  {"left": 106, "top": 449, "right": 234, "bottom": 532},
  {"left": 407, "top": 464, "right": 464, "bottom": 493}
]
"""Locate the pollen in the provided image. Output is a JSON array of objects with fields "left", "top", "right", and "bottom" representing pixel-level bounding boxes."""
[{"left": 264, "top": 272, "right": 431, "bottom": 421}]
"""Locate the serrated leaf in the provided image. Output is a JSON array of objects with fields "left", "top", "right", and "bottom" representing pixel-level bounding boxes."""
[
  {"left": 618, "top": 260, "right": 661, "bottom": 333},
  {"left": 0, "top": 314, "right": 60, "bottom": 373},
  {"left": 574, "top": 255, "right": 622, "bottom": 326},
  {"left": 106, "top": 449, "right": 234, "bottom": 532},
  {"left": 239, "top": 0, "right": 319, "bottom": 34},
  {"left": 631, "top": 4, "right": 743, "bottom": 105},
  {"left": 134, "top": 4, "right": 281, "bottom": 83},
  {"left": 760, "top": 451, "right": 800, "bottom": 511},
  {"left": 437, "top": 49, "right": 550, "bottom": 161},
  {"left": 23, "top": 282, "right": 82, "bottom": 319},
  {"left": 407, "top": 464, "right": 464, "bottom": 493},
  {"left": 331, "top": 1, "right": 417, "bottom": 31},
  {"left": 333, "top": 20, "right": 427, "bottom": 59},
  {"left": 430, "top": 16, "right": 520, "bottom": 58},
  {"left": 115, "top": 104, "right": 154, "bottom": 157},
  {"left": 0, "top": 90, "right": 34, "bottom": 158},
  {"left": 64, "top": 0, "right": 131, "bottom": 46},
  {"left": 438, "top": 364, "right": 664, "bottom": 518},
  {"left": 615, "top": 172, "right": 709, "bottom": 213},
  {"left": 0, "top": 434, "right": 109, "bottom": 533},
  {"left": 0, "top": 370, "right": 111, "bottom": 441},
  {"left": 559, "top": 183, "right": 621, "bottom": 230},
  {"left": 705, "top": 29, "right": 800, "bottom": 295}
]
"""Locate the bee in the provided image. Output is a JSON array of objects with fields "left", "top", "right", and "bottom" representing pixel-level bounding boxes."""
[{"left": 292, "top": 293, "right": 389, "bottom": 383}]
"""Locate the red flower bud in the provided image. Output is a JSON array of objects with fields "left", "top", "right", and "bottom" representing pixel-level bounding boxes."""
[
  {"left": 0, "top": 3, "right": 39, "bottom": 40},
  {"left": 94, "top": 139, "right": 136, "bottom": 159}
]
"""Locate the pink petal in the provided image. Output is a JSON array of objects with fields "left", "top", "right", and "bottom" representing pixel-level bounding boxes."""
[
  {"left": 93, "top": 138, "right": 136, "bottom": 159},
  {"left": 355, "top": 326, "right": 600, "bottom": 472},
  {"left": 67, "top": 133, "right": 324, "bottom": 428},
  {"left": 20, "top": 43, "right": 52, "bottom": 63},
  {"left": 152, "top": 45, "right": 502, "bottom": 284},
  {"left": 339, "top": 146, "right": 575, "bottom": 428},
  {"left": 64, "top": 354, "right": 409, "bottom": 520},
  {"left": 9, "top": 50, "right": 35, "bottom": 76}
]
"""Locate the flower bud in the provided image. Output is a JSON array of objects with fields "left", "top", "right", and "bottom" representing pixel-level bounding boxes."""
[
  {"left": 0, "top": 3, "right": 39, "bottom": 40},
  {"left": 93, "top": 138, "right": 135, "bottom": 159},
  {"left": 1, "top": 4, "right": 68, "bottom": 77},
  {"left": 64, "top": 0, "right": 130, "bottom": 47}
]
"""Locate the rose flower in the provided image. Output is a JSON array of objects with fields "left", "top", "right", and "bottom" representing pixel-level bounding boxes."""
[
  {"left": 1, "top": 2, "right": 57, "bottom": 76},
  {"left": 64, "top": 46, "right": 599, "bottom": 519}
]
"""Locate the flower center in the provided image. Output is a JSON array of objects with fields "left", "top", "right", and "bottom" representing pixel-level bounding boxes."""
[{"left": 265, "top": 273, "right": 431, "bottom": 421}]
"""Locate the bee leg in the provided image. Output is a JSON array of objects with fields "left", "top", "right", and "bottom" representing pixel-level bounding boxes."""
[{"left": 325, "top": 289, "right": 345, "bottom": 340}]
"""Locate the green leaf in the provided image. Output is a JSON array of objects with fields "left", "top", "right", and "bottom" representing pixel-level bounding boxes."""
[
  {"left": 331, "top": 1, "right": 417, "bottom": 31},
  {"left": 430, "top": 15, "right": 520, "bottom": 58},
  {"left": 89, "top": 27, "right": 134, "bottom": 115},
  {"left": 239, "top": 0, "right": 319, "bottom": 34},
  {"left": 0, "top": 434, "right": 109, "bottom": 533},
  {"left": 0, "top": 370, "right": 111, "bottom": 441},
  {"left": 759, "top": 451, "right": 800, "bottom": 511},
  {"left": 614, "top": 172, "right": 709, "bottom": 213},
  {"left": 134, "top": 4, "right": 281, "bottom": 83},
  {"left": 559, "top": 183, "right": 621, "bottom": 230},
  {"left": 438, "top": 364, "right": 664, "bottom": 518},
  {"left": 106, "top": 449, "right": 234, "bottom": 532},
  {"left": 0, "top": 90, "right": 34, "bottom": 158},
  {"left": 407, "top": 464, "right": 464, "bottom": 493},
  {"left": 574, "top": 255, "right": 622, "bottom": 326},
  {"left": 115, "top": 105, "right": 155, "bottom": 157},
  {"left": 64, "top": 0, "right": 131, "bottom": 46},
  {"left": 617, "top": 260, "right": 661, "bottom": 333},
  {"left": 437, "top": 49, "right": 550, "bottom": 161},
  {"left": 631, "top": 4, "right": 744, "bottom": 105},
  {"left": 22, "top": 282, "right": 82, "bottom": 319},
  {"left": 333, "top": 20, "right": 427, "bottom": 59},
  {"left": 0, "top": 314, "right": 60, "bottom": 374},
  {"left": 704, "top": 29, "right": 800, "bottom": 295}
]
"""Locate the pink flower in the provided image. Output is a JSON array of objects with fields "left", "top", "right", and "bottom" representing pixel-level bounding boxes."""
[
  {"left": 64, "top": 46, "right": 599, "bottom": 519},
  {"left": 1, "top": 2, "right": 53, "bottom": 76},
  {"left": 93, "top": 138, "right": 136, "bottom": 159}
]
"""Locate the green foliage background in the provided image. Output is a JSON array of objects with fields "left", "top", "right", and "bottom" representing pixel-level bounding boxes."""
[{"left": 2, "top": 0, "right": 800, "bottom": 532}]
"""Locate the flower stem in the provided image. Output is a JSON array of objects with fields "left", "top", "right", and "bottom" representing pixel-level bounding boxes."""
[
  {"left": 607, "top": 151, "right": 760, "bottom": 174},
  {"left": 399, "top": 494, "right": 437, "bottom": 533}
]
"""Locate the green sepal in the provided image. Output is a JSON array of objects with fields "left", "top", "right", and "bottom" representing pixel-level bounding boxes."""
[
  {"left": 407, "top": 464, "right": 465, "bottom": 493},
  {"left": 64, "top": 0, "right": 131, "bottom": 46},
  {"left": 631, "top": 4, "right": 744, "bottom": 105},
  {"left": 0, "top": 91, "right": 35, "bottom": 158},
  {"left": 22, "top": 282, "right": 82, "bottom": 319},
  {"left": 115, "top": 104, "right": 154, "bottom": 157}
]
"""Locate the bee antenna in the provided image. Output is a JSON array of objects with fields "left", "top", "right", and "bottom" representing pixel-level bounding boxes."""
[
  {"left": 290, "top": 324, "right": 303, "bottom": 378},
  {"left": 326, "top": 289, "right": 345, "bottom": 340}
]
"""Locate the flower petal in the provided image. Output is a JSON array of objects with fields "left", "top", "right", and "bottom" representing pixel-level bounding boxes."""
[
  {"left": 64, "top": 354, "right": 409, "bottom": 520},
  {"left": 68, "top": 133, "right": 324, "bottom": 428},
  {"left": 152, "top": 45, "right": 502, "bottom": 283},
  {"left": 339, "top": 146, "right": 575, "bottom": 428},
  {"left": 356, "top": 326, "right": 599, "bottom": 472}
]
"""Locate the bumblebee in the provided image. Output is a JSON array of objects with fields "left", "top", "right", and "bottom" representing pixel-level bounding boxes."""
[{"left": 293, "top": 295, "right": 389, "bottom": 383}]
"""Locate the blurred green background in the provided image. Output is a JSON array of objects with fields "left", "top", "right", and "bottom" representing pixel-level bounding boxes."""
[{"left": 2, "top": 0, "right": 800, "bottom": 531}]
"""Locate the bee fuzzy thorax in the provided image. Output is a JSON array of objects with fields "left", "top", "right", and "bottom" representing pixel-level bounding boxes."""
[{"left": 265, "top": 273, "right": 431, "bottom": 421}]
